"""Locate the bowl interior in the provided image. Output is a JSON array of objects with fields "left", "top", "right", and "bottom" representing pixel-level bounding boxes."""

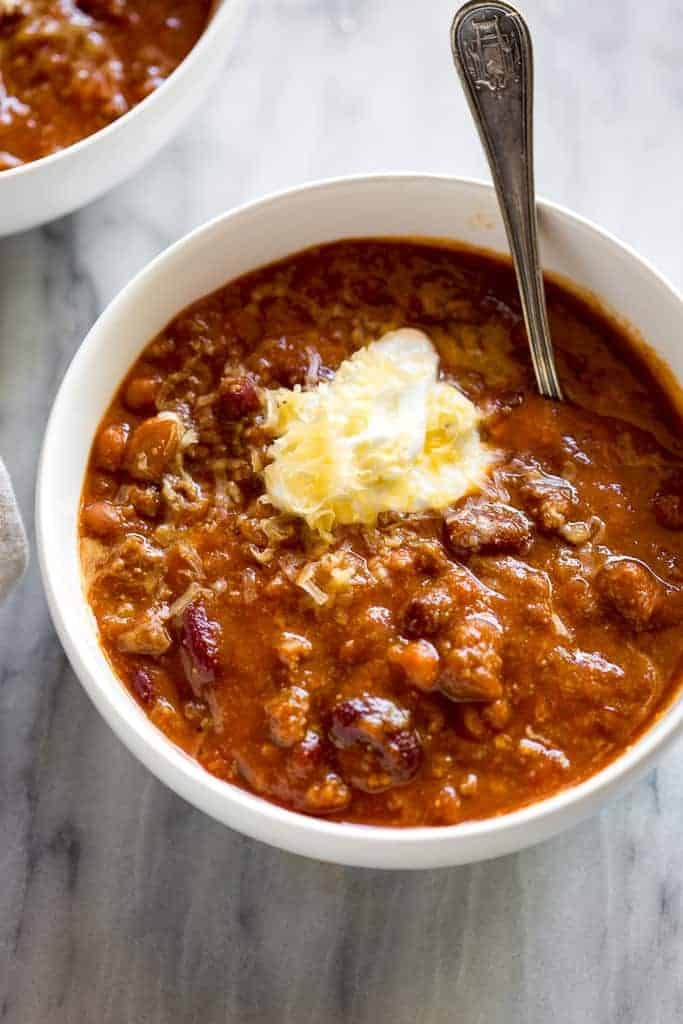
[{"left": 37, "top": 176, "right": 683, "bottom": 868}]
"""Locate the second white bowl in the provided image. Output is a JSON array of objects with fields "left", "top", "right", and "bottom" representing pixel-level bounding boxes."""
[{"left": 0, "top": 0, "right": 246, "bottom": 236}]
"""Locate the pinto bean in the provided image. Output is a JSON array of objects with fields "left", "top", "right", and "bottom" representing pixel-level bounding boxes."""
[
  {"left": 444, "top": 498, "right": 532, "bottom": 559},
  {"left": 329, "top": 696, "right": 422, "bottom": 792},
  {"left": 125, "top": 413, "right": 182, "bottom": 482},
  {"left": 94, "top": 422, "right": 129, "bottom": 471},
  {"left": 82, "top": 500, "right": 123, "bottom": 537},
  {"left": 124, "top": 373, "right": 162, "bottom": 412}
]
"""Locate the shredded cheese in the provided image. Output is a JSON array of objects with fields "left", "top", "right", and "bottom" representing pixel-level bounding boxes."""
[{"left": 263, "top": 328, "right": 491, "bottom": 536}]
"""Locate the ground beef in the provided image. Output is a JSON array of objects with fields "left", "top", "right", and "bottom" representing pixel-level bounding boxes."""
[
  {"left": 518, "top": 469, "right": 578, "bottom": 532},
  {"left": 595, "top": 558, "right": 662, "bottom": 630},
  {"left": 338, "top": 606, "right": 394, "bottom": 663},
  {"left": 265, "top": 686, "right": 310, "bottom": 747},
  {"left": 388, "top": 639, "right": 440, "bottom": 692},
  {"left": 437, "top": 613, "right": 504, "bottom": 702},
  {"left": 653, "top": 473, "right": 683, "bottom": 530},
  {"left": 116, "top": 609, "right": 171, "bottom": 656},
  {"left": 443, "top": 498, "right": 533, "bottom": 558},
  {"left": 80, "top": 238, "right": 683, "bottom": 827},
  {"left": 404, "top": 584, "right": 456, "bottom": 637}
]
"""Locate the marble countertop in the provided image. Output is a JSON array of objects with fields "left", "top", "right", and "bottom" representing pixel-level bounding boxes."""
[{"left": 2, "top": 1, "right": 683, "bottom": 1020}]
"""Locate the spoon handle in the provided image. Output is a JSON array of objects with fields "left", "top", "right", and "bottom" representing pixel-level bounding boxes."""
[{"left": 451, "top": 1, "right": 563, "bottom": 400}]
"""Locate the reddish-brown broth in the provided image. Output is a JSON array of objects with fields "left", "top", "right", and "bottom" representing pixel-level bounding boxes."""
[
  {"left": 80, "top": 240, "right": 683, "bottom": 827},
  {"left": 0, "top": 0, "right": 212, "bottom": 169}
]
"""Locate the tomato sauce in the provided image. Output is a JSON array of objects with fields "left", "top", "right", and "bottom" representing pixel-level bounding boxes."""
[{"left": 80, "top": 240, "right": 683, "bottom": 826}]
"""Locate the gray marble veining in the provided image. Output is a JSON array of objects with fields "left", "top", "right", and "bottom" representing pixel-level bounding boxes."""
[{"left": 2, "top": 1, "right": 683, "bottom": 1021}]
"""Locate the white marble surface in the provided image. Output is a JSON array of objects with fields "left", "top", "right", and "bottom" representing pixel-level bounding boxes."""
[{"left": 2, "top": 1, "right": 683, "bottom": 1020}]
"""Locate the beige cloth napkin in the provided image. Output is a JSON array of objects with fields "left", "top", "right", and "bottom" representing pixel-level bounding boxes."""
[{"left": 0, "top": 458, "right": 28, "bottom": 600}]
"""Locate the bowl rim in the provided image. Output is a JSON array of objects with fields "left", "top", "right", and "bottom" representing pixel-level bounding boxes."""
[
  {"left": 36, "top": 172, "right": 683, "bottom": 861},
  {"left": 0, "top": 0, "right": 238, "bottom": 181}
]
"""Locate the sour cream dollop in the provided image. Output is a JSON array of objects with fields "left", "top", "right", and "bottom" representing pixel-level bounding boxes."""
[{"left": 263, "top": 328, "right": 492, "bottom": 537}]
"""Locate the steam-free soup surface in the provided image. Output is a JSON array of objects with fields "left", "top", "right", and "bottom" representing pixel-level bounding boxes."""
[{"left": 80, "top": 240, "right": 683, "bottom": 826}]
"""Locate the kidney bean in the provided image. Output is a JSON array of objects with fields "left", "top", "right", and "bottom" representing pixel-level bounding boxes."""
[
  {"left": 180, "top": 603, "right": 221, "bottom": 694},
  {"left": 131, "top": 668, "right": 155, "bottom": 704},
  {"left": 219, "top": 375, "right": 261, "bottom": 419},
  {"left": 329, "top": 696, "right": 422, "bottom": 792}
]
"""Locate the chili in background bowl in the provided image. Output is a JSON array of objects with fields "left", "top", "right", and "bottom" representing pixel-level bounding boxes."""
[
  {"left": 0, "top": 0, "right": 246, "bottom": 237},
  {"left": 37, "top": 175, "right": 683, "bottom": 869}
]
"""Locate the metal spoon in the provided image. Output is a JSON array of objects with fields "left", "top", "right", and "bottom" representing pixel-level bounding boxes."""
[{"left": 451, "top": 1, "right": 563, "bottom": 400}]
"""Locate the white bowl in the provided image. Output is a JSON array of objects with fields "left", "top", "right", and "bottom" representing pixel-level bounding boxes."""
[
  {"left": 0, "top": 0, "right": 246, "bottom": 237},
  {"left": 37, "top": 175, "right": 683, "bottom": 869}
]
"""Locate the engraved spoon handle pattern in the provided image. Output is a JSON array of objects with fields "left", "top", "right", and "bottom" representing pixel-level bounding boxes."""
[{"left": 451, "top": 0, "right": 563, "bottom": 400}]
